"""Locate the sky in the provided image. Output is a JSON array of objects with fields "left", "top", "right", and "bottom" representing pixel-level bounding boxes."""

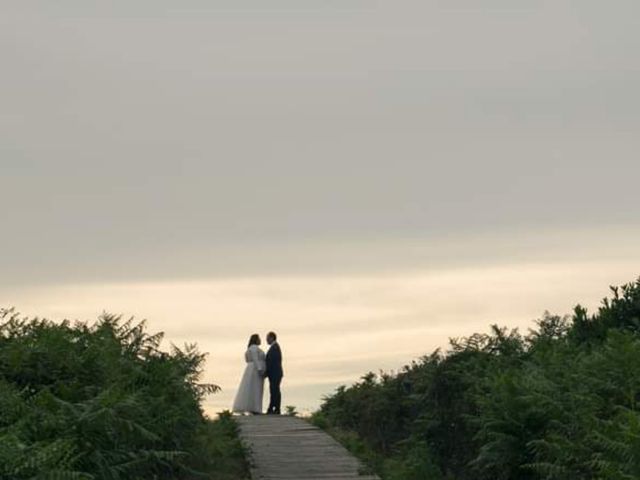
[{"left": 1, "top": 1, "right": 639, "bottom": 415}]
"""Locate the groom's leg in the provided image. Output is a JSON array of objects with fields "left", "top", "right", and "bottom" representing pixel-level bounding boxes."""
[
  {"left": 267, "top": 378, "right": 276, "bottom": 414},
  {"left": 273, "top": 377, "right": 282, "bottom": 414}
]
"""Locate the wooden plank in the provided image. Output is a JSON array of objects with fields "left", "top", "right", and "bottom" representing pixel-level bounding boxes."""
[{"left": 235, "top": 415, "right": 379, "bottom": 480}]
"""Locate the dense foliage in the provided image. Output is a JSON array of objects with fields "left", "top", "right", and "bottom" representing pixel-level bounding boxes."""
[
  {"left": 313, "top": 278, "right": 640, "bottom": 480},
  {"left": 0, "top": 309, "right": 248, "bottom": 480}
]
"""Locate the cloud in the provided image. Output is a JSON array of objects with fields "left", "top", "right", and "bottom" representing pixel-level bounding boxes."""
[
  {"left": 2, "top": 1, "right": 640, "bottom": 288},
  {"left": 1, "top": 1, "right": 640, "bottom": 415},
  {"left": 2, "top": 247, "right": 638, "bottom": 413}
]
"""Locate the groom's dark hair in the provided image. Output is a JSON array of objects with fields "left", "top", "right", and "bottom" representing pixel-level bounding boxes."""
[{"left": 267, "top": 331, "right": 277, "bottom": 341}]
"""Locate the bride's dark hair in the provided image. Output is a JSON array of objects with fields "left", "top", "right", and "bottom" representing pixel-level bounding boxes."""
[{"left": 248, "top": 334, "right": 260, "bottom": 348}]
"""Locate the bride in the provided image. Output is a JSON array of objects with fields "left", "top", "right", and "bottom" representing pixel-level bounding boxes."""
[{"left": 232, "top": 333, "right": 266, "bottom": 414}]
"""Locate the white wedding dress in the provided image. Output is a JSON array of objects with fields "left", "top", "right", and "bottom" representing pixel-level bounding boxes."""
[{"left": 232, "top": 344, "right": 266, "bottom": 413}]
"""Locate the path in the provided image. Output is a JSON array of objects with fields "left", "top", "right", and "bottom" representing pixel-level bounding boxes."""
[{"left": 236, "top": 415, "right": 379, "bottom": 480}]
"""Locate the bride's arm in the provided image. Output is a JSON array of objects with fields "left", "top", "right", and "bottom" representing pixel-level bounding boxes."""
[{"left": 250, "top": 347, "right": 265, "bottom": 376}]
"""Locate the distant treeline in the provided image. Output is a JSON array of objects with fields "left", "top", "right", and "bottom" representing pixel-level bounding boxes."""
[
  {"left": 313, "top": 277, "right": 640, "bottom": 480},
  {"left": 0, "top": 310, "right": 247, "bottom": 480}
]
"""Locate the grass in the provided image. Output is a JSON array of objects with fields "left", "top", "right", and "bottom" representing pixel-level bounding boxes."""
[{"left": 193, "top": 411, "right": 250, "bottom": 480}]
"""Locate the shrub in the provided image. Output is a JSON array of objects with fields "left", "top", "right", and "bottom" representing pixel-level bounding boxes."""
[
  {"left": 315, "top": 277, "right": 640, "bottom": 480},
  {"left": 0, "top": 309, "right": 246, "bottom": 480}
]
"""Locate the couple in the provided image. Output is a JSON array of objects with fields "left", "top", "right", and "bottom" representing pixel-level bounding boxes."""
[{"left": 232, "top": 331, "right": 283, "bottom": 415}]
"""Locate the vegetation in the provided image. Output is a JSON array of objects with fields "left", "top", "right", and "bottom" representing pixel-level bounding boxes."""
[
  {"left": 194, "top": 411, "right": 248, "bottom": 480},
  {"left": 313, "top": 277, "right": 640, "bottom": 480},
  {"left": 0, "top": 309, "right": 248, "bottom": 480},
  {"left": 284, "top": 405, "right": 298, "bottom": 416}
]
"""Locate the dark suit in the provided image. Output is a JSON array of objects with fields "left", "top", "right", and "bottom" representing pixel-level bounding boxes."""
[{"left": 265, "top": 342, "right": 283, "bottom": 414}]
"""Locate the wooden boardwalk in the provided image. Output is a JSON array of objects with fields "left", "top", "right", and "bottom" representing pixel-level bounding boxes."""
[{"left": 235, "top": 415, "right": 379, "bottom": 480}]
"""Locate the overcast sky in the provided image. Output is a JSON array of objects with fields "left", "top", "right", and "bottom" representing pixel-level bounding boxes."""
[{"left": 1, "top": 1, "right": 639, "bottom": 413}]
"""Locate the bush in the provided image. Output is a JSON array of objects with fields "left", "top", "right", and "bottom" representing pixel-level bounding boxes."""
[
  {"left": 315, "top": 277, "right": 640, "bottom": 480},
  {"left": 0, "top": 309, "right": 247, "bottom": 480}
]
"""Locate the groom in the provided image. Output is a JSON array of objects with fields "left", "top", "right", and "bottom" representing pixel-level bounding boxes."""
[{"left": 265, "top": 331, "right": 283, "bottom": 415}]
